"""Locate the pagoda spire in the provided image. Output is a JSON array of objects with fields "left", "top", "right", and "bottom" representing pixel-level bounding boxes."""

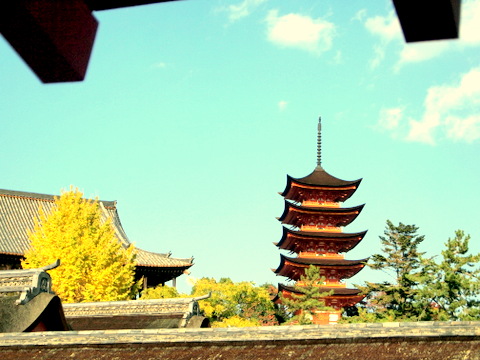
[{"left": 316, "top": 117, "right": 322, "bottom": 169}]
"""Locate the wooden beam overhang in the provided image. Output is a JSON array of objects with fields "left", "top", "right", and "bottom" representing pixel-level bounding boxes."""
[
  {"left": 0, "top": 1, "right": 462, "bottom": 83},
  {"left": 85, "top": 0, "right": 178, "bottom": 11},
  {"left": 0, "top": 0, "right": 180, "bottom": 83},
  {"left": 392, "top": 0, "right": 460, "bottom": 42},
  {"left": 134, "top": 265, "right": 188, "bottom": 287},
  {"left": 0, "top": 0, "right": 98, "bottom": 83}
]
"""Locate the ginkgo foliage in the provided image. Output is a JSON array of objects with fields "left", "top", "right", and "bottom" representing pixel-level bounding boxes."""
[
  {"left": 191, "top": 278, "right": 278, "bottom": 327},
  {"left": 22, "top": 188, "right": 137, "bottom": 303}
]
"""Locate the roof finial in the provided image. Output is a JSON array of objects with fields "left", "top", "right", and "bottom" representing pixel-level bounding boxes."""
[{"left": 317, "top": 116, "right": 322, "bottom": 168}]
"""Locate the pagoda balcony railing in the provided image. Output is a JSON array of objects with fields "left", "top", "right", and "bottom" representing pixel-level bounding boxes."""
[
  {"left": 302, "top": 200, "right": 340, "bottom": 208},
  {"left": 298, "top": 252, "right": 344, "bottom": 259},
  {"left": 295, "top": 280, "right": 346, "bottom": 288},
  {"left": 300, "top": 225, "right": 342, "bottom": 232}
]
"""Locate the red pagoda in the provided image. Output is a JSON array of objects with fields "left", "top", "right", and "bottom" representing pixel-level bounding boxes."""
[{"left": 273, "top": 118, "right": 368, "bottom": 324}]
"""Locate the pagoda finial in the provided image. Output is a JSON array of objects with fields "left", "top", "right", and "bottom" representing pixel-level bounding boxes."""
[{"left": 317, "top": 116, "right": 322, "bottom": 168}]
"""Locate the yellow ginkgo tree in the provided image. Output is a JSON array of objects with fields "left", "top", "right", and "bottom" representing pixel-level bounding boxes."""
[{"left": 22, "top": 188, "right": 138, "bottom": 303}]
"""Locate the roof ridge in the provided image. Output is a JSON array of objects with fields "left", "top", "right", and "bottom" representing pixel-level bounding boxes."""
[
  {"left": 0, "top": 189, "right": 55, "bottom": 202},
  {"left": 0, "top": 188, "right": 116, "bottom": 207}
]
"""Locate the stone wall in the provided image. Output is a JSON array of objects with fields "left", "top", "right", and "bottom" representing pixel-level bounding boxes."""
[{"left": 0, "top": 321, "right": 479, "bottom": 359}]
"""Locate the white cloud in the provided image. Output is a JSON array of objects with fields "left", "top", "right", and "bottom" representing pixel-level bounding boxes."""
[
  {"left": 364, "top": 11, "right": 402, "bottom": 69},
  {"left": 398, "top": 41, "right": 450, "bottom": 64},
  {"left": 378, "top": 107, "right": 404, "bottom": 131},
  {"left": 332, "top": 50, "right": 343, "bottom": 64},
  {"left": 265, "top": 10, "right": 335, "bottom": 55},
  {"left": 460, "top": 0, "right": 480, "bottom": 44},
  {"left": 379, "top": 67, "right": 480, "bottom": 144},
  {"left": 445, "top": 115, "right": 480, "bottom": 143},
  {"left": 278, "top": 100, "right": 288, "bottom": 111},
  {"left": 223, "top": 0, "right": 267, "bottom": 22},
  {"left": 352, "top": 9, "right": 367, "bottom": 22},
  {"left": 406, "top": 113, "right": 439, "bottom": 145},
  {"left": 365, "top": 0, "right": 480, "bottom": 68},
  {"left": 365, "top": 11, "right": 401, "bottom": 42}
]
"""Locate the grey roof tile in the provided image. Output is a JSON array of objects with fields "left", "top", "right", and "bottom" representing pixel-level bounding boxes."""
[{"left": 0, "top": 189, "right": 192, "bottom": 269}]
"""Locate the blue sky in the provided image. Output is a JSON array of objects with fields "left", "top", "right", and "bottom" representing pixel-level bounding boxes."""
[{"left": 1, "top": 0, "right": 480, "bottom": 293}]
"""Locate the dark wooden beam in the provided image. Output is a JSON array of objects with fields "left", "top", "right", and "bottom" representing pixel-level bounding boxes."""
[
  {"left": 392, "top": 0, "right": 460, "bottom": 42},
  {"left": 0, "top": 0, "right": 463, "bottom": 84},
  {"left": 85, "top": 0, "right": 180, "bottom": 11},
  {"left": 0, "top": 0, "right": 98, "bottom": 83}
]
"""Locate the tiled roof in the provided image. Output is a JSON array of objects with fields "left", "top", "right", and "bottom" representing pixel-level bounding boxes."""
[
  {"left": 63, "top": 295, "right": 209, "bottom": 330},
  {"left": 0, "top": 293, "right": 68, "bottom": 333},
  {"left": 0, "top": 189, "right": 192, "bottom": 269},
  {"left": 136, "top": 248, "right": 193, "bottom": 268},
  {"left": 294, "top": 166, "right": 361, "bottom": 187}
]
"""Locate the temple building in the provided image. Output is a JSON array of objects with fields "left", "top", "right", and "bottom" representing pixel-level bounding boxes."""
[
  {"left": 273, "top": 118, "right": 368, "bottom": 324},
  {"left": 0, "top": 189, "right": 193, "bottom": 288}
]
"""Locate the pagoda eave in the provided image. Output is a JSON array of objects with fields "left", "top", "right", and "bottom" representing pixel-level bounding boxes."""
[
  {"left": 274, "top": 254, "right": 368, "bottom": 281},
  {"left": 278, "top": 283, "right": 362, "bottom": 296},
  {"left": 276, "top": 284, "right": 365, "bottom": 309},
  {"left": 278, "top": 202, "right": 365, "bottom": 228},
  {"left": 276, "top": 228, "right": 367, "bottom": 253},
  {"left": 279, "top": 254, "right": 369, "bottom": 267}
]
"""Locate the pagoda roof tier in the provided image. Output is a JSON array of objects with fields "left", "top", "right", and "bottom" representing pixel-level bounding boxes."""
[
  {"left": 277, "top": 283, "right": 362, "bottom": 297},
  {"left": 281, "top": 166, "right": 362, "bottom": 202},
  {"left": 273, "top": 255, "right": 368, "bottom": 281},
  {"left": 278, "top": 201, "right": 365, "bottom": 228},
  {"left": 276, "top": 284, "right": 364, "bottom": 309},
  {"left": 275, "top": 227, "right": 367, "bottom": 254}
]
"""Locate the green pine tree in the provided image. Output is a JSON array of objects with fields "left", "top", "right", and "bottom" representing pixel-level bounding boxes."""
[
  {"left": 357, "top": 220, "right": 428, "bottom": 321},
  {"left": 421, "top": 230, "right": 480, "bottom": 320},
  {"left": 280, "top": 265, "right": 334, "bottom": 325}
]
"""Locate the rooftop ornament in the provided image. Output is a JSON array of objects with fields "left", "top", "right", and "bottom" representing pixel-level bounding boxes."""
[{"left": 0, "top": 259, "right": 60, "bottom": 305}]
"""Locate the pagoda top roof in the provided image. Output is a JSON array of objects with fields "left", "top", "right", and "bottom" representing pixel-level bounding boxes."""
[
  {"left": 295, "top": 166, "right": 362, "bottom": 187},
  {"left": 281, "top": 166, "right": 361, "bottom": 194}
]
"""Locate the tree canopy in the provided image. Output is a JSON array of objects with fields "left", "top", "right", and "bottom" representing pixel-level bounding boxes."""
[
  {"left": 421, "top": 230, "right": 480, "bottom": 320},
  {"left": 22, "top": 188, "right": 138, "bottom": 303},
  {"left": 190, "top": 278, "right": 277, "bottom": 327},
  {"left": 346, "top": 221, "right": 480, "bottom": 323},
  {"left": 141, "top": 284, "right": 182, "bottom": 299}
]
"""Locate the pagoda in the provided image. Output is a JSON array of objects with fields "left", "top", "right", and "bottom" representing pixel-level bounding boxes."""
[{"left": 273, "top": 118, "right": 368, "bottom": 325}]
